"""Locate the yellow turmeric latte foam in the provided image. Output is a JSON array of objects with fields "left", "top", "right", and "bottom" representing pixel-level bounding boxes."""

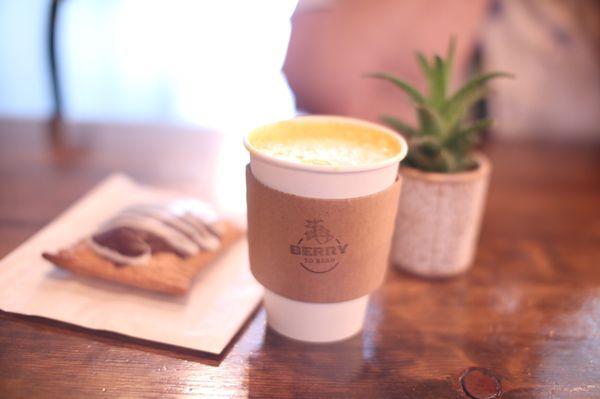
[{"left": 248, "top": 118, "right": 402, "bottom": 167}]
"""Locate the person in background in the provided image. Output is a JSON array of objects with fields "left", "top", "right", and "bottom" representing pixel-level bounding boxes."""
[
  {"left": 284, "top": 0, "right": 600, "bottom": 142},
  {"left": 482, "top": 0, "right": 600, "bottom": 141}
]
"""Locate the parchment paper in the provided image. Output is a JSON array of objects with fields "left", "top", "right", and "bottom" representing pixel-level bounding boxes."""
[{"left": 0, "top": 174, "right": 262, "bottom": 354}]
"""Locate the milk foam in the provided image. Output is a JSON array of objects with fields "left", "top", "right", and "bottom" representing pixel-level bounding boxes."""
[{"left": 249, "top": 119, "right": 401, "bottom": 167}]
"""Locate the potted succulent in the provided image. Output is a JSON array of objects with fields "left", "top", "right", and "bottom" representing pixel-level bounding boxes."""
[{"left": 369, "top": 39, "right": 512, "bottom": 277}]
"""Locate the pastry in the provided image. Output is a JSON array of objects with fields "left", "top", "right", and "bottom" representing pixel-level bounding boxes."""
[{"left": 43, "top": 199, "right": 243, "bottom": 295}]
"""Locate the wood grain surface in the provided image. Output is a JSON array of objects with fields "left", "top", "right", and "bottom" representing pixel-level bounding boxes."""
[{"left": 1, "top": 119, "right": 599, "bottom": 399}]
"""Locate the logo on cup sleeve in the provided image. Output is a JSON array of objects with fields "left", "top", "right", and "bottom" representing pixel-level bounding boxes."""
[{"left": 289, "top": 219, "right": 348, "bottom": 273}]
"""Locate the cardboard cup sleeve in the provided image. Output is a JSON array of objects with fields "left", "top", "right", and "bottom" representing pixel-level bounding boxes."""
[{"left": 246, "top": 166, "right": 402, "bottom": 303}]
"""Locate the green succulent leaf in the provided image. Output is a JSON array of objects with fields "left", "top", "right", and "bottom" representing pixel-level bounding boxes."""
[
  {"left": 366, "top": 72, "right": 425, "bottom": 104},
  {"left": 456, "top": 118, "right": 493, "bottom": 139},
  {"left": 444, "top": 86, "right": 489, "bottom": 129},
  {"left": 417, "top": 103, "right": 447, "bottom": 136},
  {"left": 424, "top": 55, "right": 445, "bottom": 109},
  {"left": 407, "top": 138, "right": 445, "bottom": 172},
  {"left": 445, "top": 72, "right": 513, "bottom": 114},
  {"left": 416, "top": 107, "right": 435, "bottom": 135},
  {"left": 439, "top": 148, "right": 459, "bottom": 172},
  {"left": 445, "top": 36, "right": 456, "bottom": 84},
  {"left": 410, "top": 135, "right": 442, "bottom": 150},
  {"left": 448, "top": 120, "right": 490, "bottom": 153},
  {"left": 380, "top": 115, "right": 417, "bottom": 137},
  {"left": 368, "top": 38, "right": 513, "bottom": 173},
  {"left": 415, "top": 52, "right": 431, "bottom": 76}
]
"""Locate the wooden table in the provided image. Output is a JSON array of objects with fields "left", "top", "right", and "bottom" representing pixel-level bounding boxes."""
[{"left": 1, "top": 119, "right": 599, "bottom": 399}]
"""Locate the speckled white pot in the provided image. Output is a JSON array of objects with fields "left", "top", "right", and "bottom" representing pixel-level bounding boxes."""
[{"left": 391, "top": 154, "right": 491, "bottom": 277}]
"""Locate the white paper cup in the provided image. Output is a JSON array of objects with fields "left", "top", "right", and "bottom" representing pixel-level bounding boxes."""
[{"left": 244, "top": 115, "right": 407, "bottom": 342}]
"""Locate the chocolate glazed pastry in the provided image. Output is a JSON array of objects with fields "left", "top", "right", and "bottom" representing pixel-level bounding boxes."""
[{"left": 43, "top": 200, "right": 243, "bottom": 295}]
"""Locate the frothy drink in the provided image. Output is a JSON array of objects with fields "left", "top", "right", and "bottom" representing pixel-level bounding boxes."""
[
  {"left": 248, "top": 118, "right": 402, "bottom": 167},
  {"left": 245, "top": 116, "right": 407, "bottom": 343}
]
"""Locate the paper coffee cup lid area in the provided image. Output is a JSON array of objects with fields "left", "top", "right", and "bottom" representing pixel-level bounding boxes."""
[{"left": 246, "top": 166, "right": 401, "bottom": 303}]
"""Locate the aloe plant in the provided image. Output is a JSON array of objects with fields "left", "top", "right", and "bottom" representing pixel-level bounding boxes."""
[{"left": 368, "top": 39, "right": 512, "bottom": 173}]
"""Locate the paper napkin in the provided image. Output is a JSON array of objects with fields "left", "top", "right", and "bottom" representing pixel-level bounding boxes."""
[{"left": 0, "top": 174, "right": 262, "bottom": 354}]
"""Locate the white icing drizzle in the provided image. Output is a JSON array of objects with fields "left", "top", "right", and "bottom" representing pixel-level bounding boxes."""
[
  {"left": 90, "top": 200, "right": 224, "bottom": 265},
  {"left": 123, "top": 206, "right": 220, "bottom": 251},
  {"left": 102, "top": 214, "right": 199, "bottom": 256},
  {"left": 168, "top": 199, "right": 219, "bottom": 223},
  {"left": 87, "top": 237, "right": 151, "bottom": 266},
  {"left": 167, "top": 199, "right": 226, "bottom": 239}
]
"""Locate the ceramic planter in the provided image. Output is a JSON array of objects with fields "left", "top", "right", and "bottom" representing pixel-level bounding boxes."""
[{"left": 391, "top": 154, "right": 491, "bottom": 277}]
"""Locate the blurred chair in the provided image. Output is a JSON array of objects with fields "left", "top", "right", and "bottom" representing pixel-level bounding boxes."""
[{"left": 48, "top": 0, "right": 63, "bottom": 118}]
